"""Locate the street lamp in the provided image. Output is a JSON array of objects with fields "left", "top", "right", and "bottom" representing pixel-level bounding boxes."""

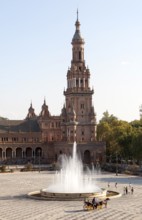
[
  {"left": 38, "top": 149, "right": 41, "bottom": 173},
  {"left": 116, "top": 152, "right": 118, "bottom": 176},
  {"left": 109, "top": 155, "right": 112, "bottom": 164}
]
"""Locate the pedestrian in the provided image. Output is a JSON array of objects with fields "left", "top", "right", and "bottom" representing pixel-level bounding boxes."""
[
  {"left": 92, "top": 197, "right": 97, "bottom": 209},
  {"left": 123, "top": 186, "right": 126, "bottom": 195},
  {"left": 125, "top": 186, "right": 128, "bottom": 194},
  {"left": 108, "top": 182, "right": 110, "bottom": 188},
  {"left": 131, "top": 187, "right": 134, "bottom": 195},
  {"left": 115, "top": 182, "right": 117, "bottom": 188}
]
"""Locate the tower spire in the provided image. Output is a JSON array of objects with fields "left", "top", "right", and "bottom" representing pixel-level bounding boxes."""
[
  {"left": 44, "top": 96, "right": 46, "bottom": 105},
  {"left": 75, "top": 9, "right": 80, "bottom": 31},
  {"left": 77, "top": 9, "right": 79, "bottom": 21},
  {"left": 72, "top": 10, "right": 84, "bottom": 42}
]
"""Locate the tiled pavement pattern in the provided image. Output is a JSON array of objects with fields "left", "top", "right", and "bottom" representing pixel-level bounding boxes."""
[{"left": 0, "top": 171, "right": 142, "bottom": 220}]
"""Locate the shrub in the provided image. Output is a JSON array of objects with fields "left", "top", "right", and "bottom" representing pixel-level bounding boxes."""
[
  {"left": 0, "top": 165, "right": 7, "bottom": 172},
  {"left": 24, "top": 163, "right": 33, "bottom": 171}
]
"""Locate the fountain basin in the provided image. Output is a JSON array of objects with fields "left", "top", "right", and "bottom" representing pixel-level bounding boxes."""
[
  {"left": 28, "top": 188, "right": 112, "bottom": 201},
  {"left": 40, "top": 188, "right": 106, "bottom": 200},
  {"left": 28, "top": 189, "right": 121, "bottom": 201}
]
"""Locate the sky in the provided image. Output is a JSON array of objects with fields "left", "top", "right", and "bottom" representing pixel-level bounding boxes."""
[{"left": 0, "top": 0, "right": 142, "bottom": 122}]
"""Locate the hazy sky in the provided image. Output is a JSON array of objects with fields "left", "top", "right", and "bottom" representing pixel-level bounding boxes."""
[{"left": 0, "top": 0, "right": 142, "bottom": 122}]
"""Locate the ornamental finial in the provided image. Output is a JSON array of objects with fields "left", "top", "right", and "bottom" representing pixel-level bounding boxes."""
[{"left": 77, "top": 9, "right": 79, "bottom": 21}]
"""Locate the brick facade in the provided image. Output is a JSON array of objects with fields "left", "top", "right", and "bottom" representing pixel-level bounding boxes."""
[{"left": 0, "top": 15, "right": 106, "bottom": 166}]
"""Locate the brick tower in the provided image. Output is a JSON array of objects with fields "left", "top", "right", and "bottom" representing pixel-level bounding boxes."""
[{"left": 61, "top": 11, "right": 97, "bottom": 143}]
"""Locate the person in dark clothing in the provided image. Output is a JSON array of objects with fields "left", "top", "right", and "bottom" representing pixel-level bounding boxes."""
[
  {"left": 92, "top": 197, "right": 98, "bottom": 209},
  {"left": 125, "top": 186, "right": 128, "bottom": 194},
  {"left": 131, "top": 187, "right": 134, "bottom": 195}
]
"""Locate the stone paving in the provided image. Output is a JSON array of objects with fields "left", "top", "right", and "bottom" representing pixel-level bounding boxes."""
[{"left": 0, "top": 171, "right": 142, "bottom": 220}]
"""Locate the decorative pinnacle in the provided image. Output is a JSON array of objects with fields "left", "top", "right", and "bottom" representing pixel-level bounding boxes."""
[
  {"left": 77, "top": 9, "right": 79, "bottom": 21},
  {"left": 75, "top": 9, "right": 80, "bottom": 31},
  {"left": 44, "top": 96, "right": 46, "bottom": 104}
]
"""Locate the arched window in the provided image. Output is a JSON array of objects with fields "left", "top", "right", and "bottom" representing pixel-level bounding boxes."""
[
  {"left": 6, "top": 148, "right": 12, "bottom": 158},
  {"left": 35, "top": 147, "right": 42, "bottom": 157},
  {"left": 26, "top": 147, "right": 32, "bottom": 157},
  {"left": 84, "top": 150, "right": 91, "bottom": 164},
  {"left": 0, "top": 148, "right": 2, "bottom": 158},
  {"left": 16, "top": 148, "right": 22, "bottom": 158}
]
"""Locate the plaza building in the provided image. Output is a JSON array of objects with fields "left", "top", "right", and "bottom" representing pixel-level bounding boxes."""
[{"left": 0, "top": 15, "right": 105, "bottom": 166}]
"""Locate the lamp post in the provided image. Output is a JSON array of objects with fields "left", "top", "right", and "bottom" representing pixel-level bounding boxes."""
[
  {"left": 38, "top": 149, "right": 41, "bottom": 173},
  {"left": 109, "top": 155, "right": 112, "bottom": 164},
  {"left": 116, "top": 152, "right": 118, "bottom": 176}
]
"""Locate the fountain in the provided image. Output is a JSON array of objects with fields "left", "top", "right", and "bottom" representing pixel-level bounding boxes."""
[
  {"left": 40, "top": 142, "right": 104, "bottom": 200},
  {"left": 44, "top": 142, "right": 100, "bottom": 193},
  {"left": 28, "top": 142, "right": 120, "bottom": 200}
]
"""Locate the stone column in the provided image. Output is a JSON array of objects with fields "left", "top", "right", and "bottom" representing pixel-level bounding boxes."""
[
  {"left": 3, "top": 151, "right": 5, "bottom": 159},
  {"left": 12, "top": 150, "right": 15, "bottom": 158},
  {"left": 74, "top": 78, "right": 76, "bottom": 87},
  {"left": 83, "top": 78, "right": 85, "bottom": 87},
  {"left": 1, "top": 150, "right": 4, "bottom": 159},
  {"left": 79, "top": 78, "right": 80, "bottom": 87},
  {"left": 32, "top": 149, "right": 35, "bottom": 157},
  {"left": 22, "top": 150, "right": 25, "bottom": 158},
  {"left": 71, "top": 79, "right": 73, "bottom": 88}
]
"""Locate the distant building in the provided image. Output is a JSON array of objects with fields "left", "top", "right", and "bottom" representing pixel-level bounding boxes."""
[{"left": 0, "top": 14, "right": 105, "bottom": 165}]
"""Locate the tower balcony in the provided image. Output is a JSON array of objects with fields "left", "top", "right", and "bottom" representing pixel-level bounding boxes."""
[{"left": 64, "top": 87, "right": 94, "bottom": 96}]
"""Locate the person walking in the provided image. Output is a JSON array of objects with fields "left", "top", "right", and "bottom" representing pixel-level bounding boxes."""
[
  {"left": 131, "top": 187, "right": 134, "bottom": 195},
  {"left": 92, "top": 197, "right": 97, "bottom": 209},
  {"left": 125, "top": 186, "right": 128, "bottom": 195},
  {"left": 123, "top": 186, "right": 126, "bottom": 195}
]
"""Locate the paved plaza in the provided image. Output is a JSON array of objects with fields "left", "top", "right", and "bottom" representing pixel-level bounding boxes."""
[{"left": 0, "top": 171, "right": 142, "bottom": 220}]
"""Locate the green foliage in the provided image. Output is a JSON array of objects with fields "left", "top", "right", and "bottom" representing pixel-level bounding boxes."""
[
  {"left": 97, "top": 111, "right": 142, "bottom": 162},
  {"left": 0, "top": 165, "right": 6, "bottom": 172},
  {"left": 132, "top": 132, "right": 142, "bottom": 161},
  {"left": 24, "top": 163, "right": 33, "bottom": 171}
]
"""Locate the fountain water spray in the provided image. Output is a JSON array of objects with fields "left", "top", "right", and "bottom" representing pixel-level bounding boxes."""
[
  {"left": 28, "top": 142, "right": 120, "bottom": 200},
  {"left": 46, "top": 142, "right": 100, "bottom": 193}
]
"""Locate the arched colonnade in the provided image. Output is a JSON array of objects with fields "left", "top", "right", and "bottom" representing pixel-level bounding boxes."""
[{"left": 0, "top": 147, "right": 42, "bottom": 160}]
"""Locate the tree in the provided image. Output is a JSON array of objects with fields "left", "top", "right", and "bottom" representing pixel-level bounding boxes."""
[
  {"left": 132, "top": 131, "right": 142, "bottom": 164},
  {"left": 97, "top": 112, "right": 142, "bottom": 163},
  {"left": 97, "top": 111, "right": 133, "bottom": 160}
]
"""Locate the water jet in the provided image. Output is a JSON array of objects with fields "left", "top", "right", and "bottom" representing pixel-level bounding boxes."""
[{"left": 28, "top": 142, "right": 121, "bottom": 200}]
